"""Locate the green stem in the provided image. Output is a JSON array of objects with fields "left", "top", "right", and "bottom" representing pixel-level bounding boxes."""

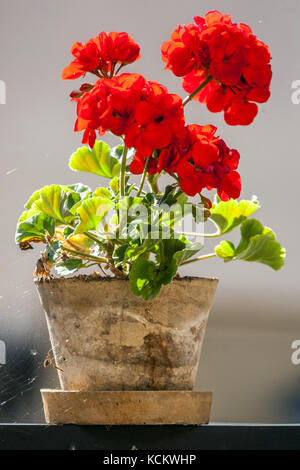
[
  {"left": 84, "top": 262, "right": 99, "bottom": 268},
  {"left": 136, "top": 158, "right": 150, "bottom": 196},
  {"left": 85, "top": 231, "right": 104, "bottom": 244},
  {"left": 62, "top": 246, "right": 107, "bottom": 263},
  {"left": 120, "top": 145, "right": 129, "bottom": 197},
  {"left": 147, "top": 173, "right": 160, "bottom": 194},
  {"left": 180, "top": 230, "right": 221, "bottom": 238},
  {"left": 180, "top": 252, "right": 217, "bottom": 266},
  {"left": 133, "top": 185, "right": 146, "bottom": 195},
  {"left": 182, "top": 75, "right": 213, "bottom": 107}
]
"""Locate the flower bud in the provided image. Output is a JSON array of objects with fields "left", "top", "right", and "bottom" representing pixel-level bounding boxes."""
[
  {"left": 80, "top": 83, "right": 94, "bottom": 92},
  {"left": 70, "top": 90, "right": 83, "bottom": 99}
]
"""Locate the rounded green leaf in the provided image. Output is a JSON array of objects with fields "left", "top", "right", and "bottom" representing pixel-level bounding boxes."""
[
  {"left": 15, "top": 212, "right": 55, "bottom": 243},
  {"left": 215, "top": 240, "right": 235, "bottom": 260},
  {"left": 74, "top": 197, "right": 114, "bottom": 234},
  {"left": 215, "top": 218, "right": 286, "bottom": 270},
  {"left": 24, "top": 189, "right": 42, "bottom": 210},
  {"left": 210, "top": 197, "right": 260, "bottom": 235},
  {"left": 69, "top": 141, "right": 120, "bottom": 178},
  {"left": 93, "top": 187, "right": 112, "bottom": 199},
  {"left": 33, "top": 185, "right": 75, "bottom": 224},
  {"left": 55, "top": 259, "right": 84, "bottom": 276}
]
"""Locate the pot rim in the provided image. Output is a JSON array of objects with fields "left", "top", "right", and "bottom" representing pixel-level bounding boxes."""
[{"left": 34, "top": 274, "right": 219, "bottom": 285}]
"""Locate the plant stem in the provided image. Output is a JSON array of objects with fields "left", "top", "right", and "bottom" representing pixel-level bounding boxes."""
[
  {"left": 136, "top": 158, "right": 150, "bottom": 196},
  {"left": 85, "top": 231, "right": 104, "bottom": 244},
  {"left": 62, "top": 246, "right": 107, "bottom": 263},
  {"left": 182, "top": 75, "right": 213, "bottom": 107},
  {"left": 114, "top": 63, "right": 124, "bottom": 75},
  {"left": 84, "top": 262, "right": 99, "bottom": 268},
  {"left": 170, "top": 173, "right": 180, "bottom": 183},
  {"left": 180, "top": 230, "right": 221, "bottom": 238},
  {"left": 133, "top": 185, "right": 146, "bottom": 195},
  {"left": 110, "top": 62, "right": 116, "bottom": 78},
  {"left": 120, "top": 145, "right": 129, "bottom": 197},
  {"left": 91, "top": 70, "right": 103, "bottom": 79},
  {"left": 147, "top": 173, "right": 160, "bottom": 194},
  {"left": 180, "top": 252, "right": 217, "bottom": 266}
]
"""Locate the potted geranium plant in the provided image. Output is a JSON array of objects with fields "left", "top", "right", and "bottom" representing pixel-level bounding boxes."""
[{"left": 15, "top": 11, "right": 285, "bottom": 425}]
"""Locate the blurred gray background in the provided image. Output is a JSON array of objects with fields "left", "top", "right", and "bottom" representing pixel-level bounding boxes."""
[{"left": 0, "top": 0, "right": 299, "bottom": 423}]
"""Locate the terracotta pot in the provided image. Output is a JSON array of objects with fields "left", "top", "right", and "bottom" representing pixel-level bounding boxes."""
[{"left": 36, "top": 276, "right": 218, "bottom": 391}]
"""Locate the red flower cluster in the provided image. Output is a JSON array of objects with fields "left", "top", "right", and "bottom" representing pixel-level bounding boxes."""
[
  {"left": 74, "top": 73, "right": 185, "bottom": 152},
  {"left": 130, "top": 124, "right": 241, "bottom": 201},
  {"left": 161, "top": 11, "right": 272, "bottom": 125},
  {"left": 124, "top": 81, "right": 185, "bottom": 157},
  {"left": 62, "top": 31, "right": 140, "bottom": 80},
  {"left": 65, "top": 25, "right": 246, "bottom": 201}
]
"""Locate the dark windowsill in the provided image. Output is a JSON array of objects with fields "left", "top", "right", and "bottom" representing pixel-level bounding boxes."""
[{"left": 0, "top": 423, "right": 300, "bottom": 450}]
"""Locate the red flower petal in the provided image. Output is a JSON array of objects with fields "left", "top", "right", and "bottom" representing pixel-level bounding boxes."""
[
  {"left": 192, "top": 141, "right": 219, "bottom": 167},
  {"left": 217, "top": 171, "right": 241, "bottom": 200},
  {"left": 224, "top": 100, "right": 258, "bottom": 126}
]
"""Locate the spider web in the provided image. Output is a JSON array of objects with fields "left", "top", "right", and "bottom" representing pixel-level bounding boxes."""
[{"left": 0, "top": 287, "right": 58, "bottom": 423}]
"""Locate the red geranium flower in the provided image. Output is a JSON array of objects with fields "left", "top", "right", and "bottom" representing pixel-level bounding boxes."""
[
  {"left": 62, "top": 38, "right": 102, "bottom": 80},
  {"left": 74, "top": 74, "right": 185, "bottom": 155},
  {"left": 98, "top": 31, "right": 141, "bottom": 66},
  {"left": 162, "top": 11, "right": 272, "bottom": 125},
  {"left": 129, "top": 123, "right": 241, "bottom": 201},
  {"left": 177, "top": 125, "right": 241, "bottom": 200},
  {"left": 129, "top": 151, "right": 159, "bottom": 175},
  {"left": 124, "top": 81, "right": 186, "bottom": 157},
  {"left": 161, "top": 23, "right": 201, "bottom": 77},
  {"left": 63, "top": 31, "right": 140, "bottom": 80},
  {"left": 74, "top": 73, "right": 146, "bottom": 147}
]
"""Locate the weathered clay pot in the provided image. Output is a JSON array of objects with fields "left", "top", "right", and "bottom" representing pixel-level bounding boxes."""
[{"left": 36, "top": 276, "right": 218, "bottom": 391}]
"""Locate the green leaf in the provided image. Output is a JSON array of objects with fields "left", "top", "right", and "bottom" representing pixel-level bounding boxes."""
[
  {"left": 24, "top": 189, "right": 42, "bottom": 210},
  {"left": 65, "top": 191, "right": 81, "bottom": 212},
  {"left": 55, "top": 259, "right": 84, "bottom": 276},
  {"left": 123, "top": 238, "right": 157, "bottom": 263},
  {"left": 210, "top": 196, "right": 260, "bottom": 235},
  {"left": 46, "top": 241, "right": 62, "bottom": 263},
  {"left": 69, "top": 140, "right": 120, "bottom": 178},
  {"left": 215, "top": 240, "right": 235, "bottom": 261},
  {"left": 117, "top": 195, "right": 144, "bottom": 211},
  {"left": 33, "top": 185, "right": 75, "bottom": 224},
  {"left": 159, "top": 239, "right": 186, "bottom": 263},
  {"left": 111, "top": 145, "right": 135, "bottom": 161},
  {"left": 110, "top": 145, "right": 124, "bottom": 160},
  {"left": 74, "top": 197, "right": 114, "bottom": 234},
  {"left": 118, "top": 195, "right": 147, "bottom": 241},
  {"left": 129, "top": 259, "right": 159, "bottom": 300},
  {"left": 157, "top": 185, "right": 176, "bottom": 206},
  {"left": 63, "top": 226, "right": 74, "bottom": 238},
  {"left": 235, "top": 219, "right": 285, "bottom": 270},
  {"left": 159, "top": 258, "right": 178, "bottom": 285},
  {"left": 17, "top": 207, "right": 40, "bottom": 223},
  {"left": 66, "top": 184, "right": 93, "bottom": 213},
  {"left": 236, "top": 233, "right": 285, "bottom": 270},
  {"left": 67, "top": 183, "right": 92, "bottom": 196},
  {"left": 173, "top": 242, "right": 203, "bottom": 265},
  {"left": 15, "top": 212, "right": 55, "bottom": 243},
  {"left": 215, "top": 218, "right": 286, "bottom": 271},
  {"left": 110, "top": 177, "right": 120, "bottom": 194},
  {"left": 113, "top": 244, "right": 129, "bottom": 266},
  {"left": 129, "top": 258, "right": 178, "bottom": 300},
  {"left": 93, "top": 187, "right": 112, "bottom": 199},
  {"left": 235, "top": 219, "right": 265, "bottom": 254},
  {"left": 157, "top": 186, "right": 188, "bottom": 209}
]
